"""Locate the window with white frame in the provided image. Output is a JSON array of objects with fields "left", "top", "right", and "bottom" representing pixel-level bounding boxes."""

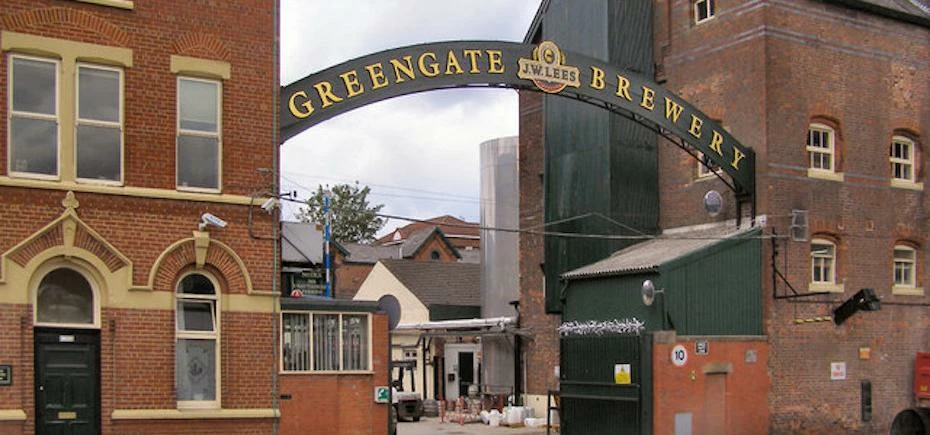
[
  {"left": 76, "top": 64, "right": 123, "bottom": 183},
  {"left": 697, "top": 151, "right": 722, "bottom": 178},
  {"left": 694, "top": 0, "right": 715, "bottom": 23},
  {"left": 177, "top": 77, "right": 221, "bottom": 191},
  {"left": 894, "top": 245, "right": 917, "bottom": 288},
  {"left": 811, "top": 239, "right": 836, "bottom": 284},
  {"left": 176, "top": 273, "right": 220, "bottom": 408},
  {"left": 9, "top": 55, "right": 59, "bottom": 177},
  {"left": 808, "top": 124, "right": 835, "bottom": 172},
  {"left": 890, "top": 136, "right": 916, "bottom": 182},
  {"left": 281, "top": 312, "right": 370, "bottom": 373}
]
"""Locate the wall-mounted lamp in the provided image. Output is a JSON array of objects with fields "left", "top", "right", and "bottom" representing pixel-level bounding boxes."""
[{"left": 833, "top": 288, "right": 881, "bottom": 326}]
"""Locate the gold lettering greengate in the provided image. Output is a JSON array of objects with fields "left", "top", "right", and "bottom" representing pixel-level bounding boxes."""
[
  {"left": 640, "top": 86, "right": 655, "bottom": 111},
  {"left": 616, "top": 75, "right": 633, "bottom": 101},
  {"left": 688, "top": 114, "right": 703, "bottom": 138},
  {"left": 709, "top": 130, "right": 724, "bottom": 155},
  {"left": 445, "top": 50, "right": 464, "bottom": 75},
  {"left": 313, "top": 81, "right": 343, "bottom": 108},
  {"left": 365, "top": 63, "right": 389, "bottom": 89},
  {"left": 390, "top": 56, "right": 416, "bottom": 83},
  {"left": 288, "top": 90, "right": 314, "bottom": 119},
  {"left": 486, "top": 50, "right": 504, "bottom": 74},
  {"left": 664, "top": 97, "right": 684, "bottom": 123},
  {"left": 463, "top": 49, "right": 482, "bottom": 73},
  {"left": 340, "top": 70, "right": 364, "bottom": 98},
  {"left": 418, "top": 52, "right": 440, "bottom": 77},
  {"left": 590, "top": 66, "right": 605, "bottom": 90}
]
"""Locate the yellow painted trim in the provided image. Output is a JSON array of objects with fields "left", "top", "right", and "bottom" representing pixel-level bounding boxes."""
[
  {"left": 0, "top": 410, "right": 27, "bottom": 421},
  {"left": 111, "top": 408, "right": 279, "bottom": 420},
  {"left": 145, "top": 237, "right": 255, "bottom": 294},
  {"left": 74, "top": 0, "right": 135, "bottom": 9},
  {"left": 225, "top": 293, "right": 276, "bottom": 313},
  {"left": 807, "top": 169, "right": 845, "bottom": 182},
  {"left": 892, "top": 286, "right": 925, "bottom": 296},
  {"left": 891, "top": 179, "right": 924, "bottom": 191},
  {"left": 0, "top": 207, "right": 130, "bottom": 282},
  {"left": 3, "top": 32, "right": 131, "bottom": 183},
  {"left": 171, "top": 55, "right": 231, "bottom": 80},
  {"left": 1, "top": 31, "right": 132, "bottom": 67},
  {"left": 809, "top": 282, "right": 845, "bottom": 293},
  {"left": 0, "top": 177, "right": 256, "bottom": 206}
]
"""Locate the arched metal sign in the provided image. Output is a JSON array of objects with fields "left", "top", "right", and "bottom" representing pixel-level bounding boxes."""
[{"left": 280, "top": 40, "right": 755, "bottom": 196}]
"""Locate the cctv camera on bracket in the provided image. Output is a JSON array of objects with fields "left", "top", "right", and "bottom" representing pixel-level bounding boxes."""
[
  {"left": 199, "top": 213, "right": 227, "bottom": 231},
  {"left": 260, "top": 197, "right": 278, "bottom": 213}
]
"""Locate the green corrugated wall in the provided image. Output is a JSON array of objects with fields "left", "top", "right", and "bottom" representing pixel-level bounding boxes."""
[
  {"left": 662, "top": 228, "right": 763, "bottom": 335},
  {"left": 563, "top": 228, "right": 763, "bottom": 335},
  {"left": 541, "top": 0, "right": 659, "bottom": 313}
]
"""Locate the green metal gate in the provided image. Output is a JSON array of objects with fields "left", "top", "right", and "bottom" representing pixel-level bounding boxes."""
[{"left": 559, "top": 333, "right": 651, "bottom": 434}]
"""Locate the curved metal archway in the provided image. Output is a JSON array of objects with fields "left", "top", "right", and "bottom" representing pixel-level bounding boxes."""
[{"left": 280, "top": 40, "right": 755, "bottom": 204}]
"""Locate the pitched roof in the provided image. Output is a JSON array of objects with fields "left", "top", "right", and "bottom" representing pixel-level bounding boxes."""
[
  {"left": 281, "top": 221, "right": 323, "bottom": 264},
  {"left": 825, "top": 0, "right": 930, "bottom": 27},
  {"left": 341, "top": 227, "right": 461, "bottom": 264},
  {"left": 563, "top": 224, "right": 757, "bottom": 280},
  {"left": 376, "top": 215, "right": 480, "bottom": 245},
  {"left": 380, "top": 259, "right": 481, "bottom": 307},
  {"left": 340, "top": 243, "right": 403, "bottom": 264}
]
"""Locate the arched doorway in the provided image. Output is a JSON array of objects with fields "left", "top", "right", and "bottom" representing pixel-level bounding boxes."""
[{"left": 32, "top": 265, "right": 101, "bottom": 435}]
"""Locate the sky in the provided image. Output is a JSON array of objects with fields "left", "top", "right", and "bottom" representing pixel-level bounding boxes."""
[{"left": 278, "top": 0, "right": 542, "bottom": 236}]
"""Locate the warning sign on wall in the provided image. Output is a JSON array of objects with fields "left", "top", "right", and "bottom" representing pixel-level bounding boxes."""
[{"left": 614, "top": 364, "right": 631, "bottom": 384}]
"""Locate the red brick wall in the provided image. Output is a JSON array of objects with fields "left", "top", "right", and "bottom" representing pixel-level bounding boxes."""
[
  {"left": 0, "top": 306, "right": 31, "bottom": 430},
  {"left": 409, "top": 237, "right": 458, "bottom": 262},
  {"left": 0, "top": 0, "right": 279, "bottom": 434},
  {"left": 652, "top": 336, "right": 770, "bottom": 435},
  {"left": 111, "top": 419, "right": 273, "bottom": 434},
  {"left": 278, "top": 313, "right": 389, "bottom": 435},
  {"left": 0, "top": 0, "right": 277, "bottom": 192},
  {"left": 653, "top": 0, "right": 930, "bottom": 432},
  {"left": 518, "top": 90, "right": 560, "bottom": 397},
  {"left": 335, "top": 262, "right": 374, "bottom": 300}
]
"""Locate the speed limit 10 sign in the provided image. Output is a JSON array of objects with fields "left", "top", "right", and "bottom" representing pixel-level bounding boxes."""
[{"left": 671, "top": 344, "right": 688, "bottom": 367}]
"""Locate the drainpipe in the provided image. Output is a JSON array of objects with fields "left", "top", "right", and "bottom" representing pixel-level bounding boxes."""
[{"left": 509, "top": 300, "right": 522, "bottom": 406}]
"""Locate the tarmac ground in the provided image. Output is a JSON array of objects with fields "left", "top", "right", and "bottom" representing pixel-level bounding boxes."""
[{"left": 397, "top": 416, "right": 551, "bottom": 435}]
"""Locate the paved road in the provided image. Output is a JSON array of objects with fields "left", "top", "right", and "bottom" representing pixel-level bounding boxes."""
[{"left": 397, "top": 416, "right": 551, "bottom": 435}]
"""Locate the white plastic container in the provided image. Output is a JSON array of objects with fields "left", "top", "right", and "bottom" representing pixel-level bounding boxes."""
[
  {"left": 506, "top": 406, "right": 525, "bottom": 425},
  {"left": 489, "top": 414, "right": 501, "bottom": 427},
  {"left": 524, "top": 417, "right": 546, "bottom": 428}
]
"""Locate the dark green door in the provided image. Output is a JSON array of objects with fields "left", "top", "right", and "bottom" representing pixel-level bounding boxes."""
[
  {"left": 35, "top": 329, "right": 100, "bottom": 435},
  {"left": 457, "top": 352, "right": 473, "bottom": 397}
]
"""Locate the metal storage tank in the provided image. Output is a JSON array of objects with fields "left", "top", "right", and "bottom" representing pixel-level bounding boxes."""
[{"left": 479, "top": 136, "right": 520, "bottom": 393}]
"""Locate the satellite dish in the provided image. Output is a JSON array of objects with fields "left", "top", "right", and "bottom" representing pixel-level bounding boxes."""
[
  {"left": 377, "top": 295, "right": 402, "bottom": 330},
  {"left": 642, "top": 280, "right": 664, "bottom": 307},
  {"left": 703, "top": 190, "right": 723, "bottom": 217}
]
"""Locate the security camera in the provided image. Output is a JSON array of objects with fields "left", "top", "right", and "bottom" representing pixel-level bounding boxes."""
[
  {"left": 199, "top": 213, "right": 227, "bottom": 231},
  {"left": 260, "top": 197, "right": 278, "bottom": 213}
]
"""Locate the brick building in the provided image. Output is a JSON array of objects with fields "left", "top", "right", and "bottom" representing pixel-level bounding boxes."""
[
  {"left": 519, "top": 0, "right": 930, "bottom": 433},
  {"left": 0, "top": 0, "right": 283, "bottom": 433},
  {"left": 335, "top": 225, "right": 469, "bottom": 300}
]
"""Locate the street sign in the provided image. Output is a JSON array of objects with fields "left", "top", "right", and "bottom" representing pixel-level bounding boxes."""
[
  {"left": 671, "top": 345, "right": 688, "bottom": 367},
  {"left": 695, "top": 340, "right": 709, "bottom": 356},
  {"left": 374, "top": 386, "right": 390, "bottom": 403}
]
